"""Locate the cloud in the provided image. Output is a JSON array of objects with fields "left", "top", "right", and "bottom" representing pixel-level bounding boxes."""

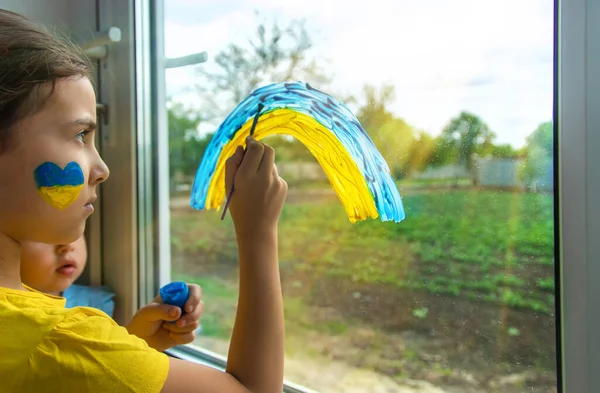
[{"left": 162, "top": 0, "right": 554, "bottom": 147}]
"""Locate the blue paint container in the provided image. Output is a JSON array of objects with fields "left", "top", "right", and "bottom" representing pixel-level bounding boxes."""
[{"left": 160, "top": 281, "right": 189, "bottom": 313}]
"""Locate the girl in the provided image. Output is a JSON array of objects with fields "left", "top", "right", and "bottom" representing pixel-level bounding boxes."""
[{"left": 0, "top": 9, "right": 286, "bottom": 393}]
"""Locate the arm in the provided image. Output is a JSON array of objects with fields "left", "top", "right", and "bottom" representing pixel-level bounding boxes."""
[
  {"left": 226, "top": 225, "right": 284, "bottom": 392},
  {"left": 162, "top": 137, "right": 287, "bottom": 393},
  {"left": 163, "top": 358, "right": 252, "bottom": 393}
]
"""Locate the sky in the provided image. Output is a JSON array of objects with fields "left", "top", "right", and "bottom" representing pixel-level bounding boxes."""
[{"left": 162, "top": 0, "right": 554, "bottom": 148}]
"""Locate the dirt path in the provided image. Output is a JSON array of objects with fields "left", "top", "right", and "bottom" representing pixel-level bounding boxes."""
[
  {"left": 195, "top": 336, "right": 451, "bottom": 393},
  {"left": 195, "top": 333, "right": 557, "bottom": 393}
]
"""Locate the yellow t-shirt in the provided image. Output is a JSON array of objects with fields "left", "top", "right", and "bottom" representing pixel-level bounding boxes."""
[{"left": 0, "top": 285, "right": 169, "bottom": 393}]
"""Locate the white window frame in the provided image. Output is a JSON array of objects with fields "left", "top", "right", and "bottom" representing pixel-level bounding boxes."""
[
  {"left": 92, "top": 0, "right": 141, "bottom": 324},
  {"left": 559, "top": 0, "right": 600, "bottom": 392}
]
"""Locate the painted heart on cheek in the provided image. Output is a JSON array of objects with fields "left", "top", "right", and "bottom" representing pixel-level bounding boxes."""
[{"left": 34, "top": 162, "right": 85, "bottom": 210}]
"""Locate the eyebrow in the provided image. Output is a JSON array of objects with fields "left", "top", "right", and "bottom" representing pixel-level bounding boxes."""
[{"left": 65, "top": 118, "right": 97, "bottom": 131}]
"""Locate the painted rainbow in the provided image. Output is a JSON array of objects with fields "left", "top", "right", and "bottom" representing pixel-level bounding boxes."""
[{"left": 190, "top": 81, "right": 405, "bottom": 223}]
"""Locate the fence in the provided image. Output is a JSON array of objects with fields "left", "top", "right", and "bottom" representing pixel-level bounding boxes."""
[
  {"left": 412, "top": 165, "right": 471, "bottom": 180},
  {"left": 412, "top": 158, "right": 553, "bottom": 192}
]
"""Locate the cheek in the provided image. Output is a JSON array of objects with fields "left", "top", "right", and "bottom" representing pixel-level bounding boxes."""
[
  {"left": 75, "top": 249, "right": 88, "bottom": 268},
  {"left": 0, "top": 151, "right": 88, "bottom": 244},
  {"left": 21, "top": 259, "right": 54, "bottom": 290},
  {"left": 0, "top": 155, "right": 34, "bottom": 206},
  {"left": 33, "top": 161, "right": 85, "bottom": 210}
]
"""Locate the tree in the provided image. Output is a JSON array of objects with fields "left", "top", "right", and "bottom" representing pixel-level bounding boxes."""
[
  {"left": 404, "top": 131, "right": 437, "bottom": 174},
  {"left": 521, "top": 121, "right": 553, "bottom": 187},
  {"left": 433, "top": 112, "right": 496, "bottom": 173},
  {"left": 355, "top": 84, "right": 417, "bottom": 177},
  {"left": 489, "top": 143, "right": 522, "bottom": 159},
  {"left": 376, "top": 118, "right": 417, "bottom": 177},
  {"left": 167, "top": 103, "right": 210, "bottom": 189},
  {"left": 191, "top": 15, "right": 332, "bottom": 167},
  {"left": 355, "top": 84, "right": 395, "bottom": 133},
  {"left": 196, "top": 15, "right": 330, "bottom": 122}
]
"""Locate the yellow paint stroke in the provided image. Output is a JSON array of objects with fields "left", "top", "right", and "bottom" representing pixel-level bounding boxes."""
[
  {"left": 37, "top": 185, "right": 83, "bottom": 210},
  {"left": 207, "top": 108, "right": 378, "bottom": 222}
]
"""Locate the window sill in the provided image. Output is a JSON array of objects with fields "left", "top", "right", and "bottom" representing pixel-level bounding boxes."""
[{"left": 165, "top": 345, "right": 319, "bottom": 393}]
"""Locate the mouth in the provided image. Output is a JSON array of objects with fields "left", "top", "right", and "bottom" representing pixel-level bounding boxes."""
[
  {"left": 56, "top": 263, "right": 77, "bottom": 276},
  {"left": 85, "top": 195, "right": 97, "bottom": 206},
  {"left": 84, "top": 195, "right": 97, "bottom": 212}
]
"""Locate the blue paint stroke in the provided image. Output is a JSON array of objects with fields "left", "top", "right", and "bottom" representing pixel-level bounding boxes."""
[
  {"left": 190, "top": 81, "right": 405, "bottom": 223},
  {"left": 34, "top": 161, "right": 84, "bottom": 188}
]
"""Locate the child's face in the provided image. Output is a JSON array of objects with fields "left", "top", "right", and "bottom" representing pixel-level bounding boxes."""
[
  {"left": 21, "top": 236, "right": 88, "bottom": 295},
  {"left": 0, "top": 77, "right": 109, "bottom": 245}
]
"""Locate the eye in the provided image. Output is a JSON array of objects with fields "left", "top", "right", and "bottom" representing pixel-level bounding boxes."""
[{"left": 75, "top": 130, "right": 91, "bottom": 144}]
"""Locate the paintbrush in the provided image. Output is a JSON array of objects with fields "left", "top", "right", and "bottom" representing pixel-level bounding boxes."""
[{"left": 221, "top": 102, "right": 265, "bottom": 220}]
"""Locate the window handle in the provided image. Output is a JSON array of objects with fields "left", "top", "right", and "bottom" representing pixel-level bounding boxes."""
[
  {"left": 96, "top": 103, "right": 109, "bottom": 126},
  {"left": 82, "top": 27, "right": 122, "bottom": 60},
  {"left": 165, "top": 51, "right": 208, "bottom": 69}
]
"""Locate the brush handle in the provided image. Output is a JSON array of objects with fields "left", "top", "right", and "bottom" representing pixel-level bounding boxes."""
[
  {"left": 220, "top": 185, "right": 235, "bottom": 220},
  {"left": 220, "top": 102, "right": 264, "bottom": 220}
]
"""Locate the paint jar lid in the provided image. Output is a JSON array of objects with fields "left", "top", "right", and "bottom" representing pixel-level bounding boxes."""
[{"left": 160, "top": 281, "right": 189, "bottom": 311}]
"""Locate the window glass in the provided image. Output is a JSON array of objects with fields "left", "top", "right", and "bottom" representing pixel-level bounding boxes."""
[{"left": 163, "top": 1, "right": 557, "bottom": 391}]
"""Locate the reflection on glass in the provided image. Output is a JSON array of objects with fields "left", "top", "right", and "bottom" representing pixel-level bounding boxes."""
[{"left": 164, "top": 1, "right": 556, "bottom": 392}]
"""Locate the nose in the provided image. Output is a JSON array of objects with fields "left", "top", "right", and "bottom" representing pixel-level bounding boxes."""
[
  {"left": 89, "top": 148, "right": 110, "bottom": 186},
  {"left": 56, "top": 242, "right": 75, "bottom": 255}
]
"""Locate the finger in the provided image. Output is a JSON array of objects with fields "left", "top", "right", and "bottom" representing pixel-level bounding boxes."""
[
  {"left": 258, "top": 144, "right": 275, "bottom": 173},
  {"left": 272, "top": 164, "right": 287, "bottom": 190},
  {"left": 178, "top": 300, "right": 205, "bottom": 327},
  {"left": 277, "top": 175, "right": 288, "bottom": 198},
  {"left": 162, "top": 319, "right": 200, "bottom": 333},
  {"left": 225, "top": 145, "right": 245, "bottom": 190},
  {"left": 230, "top": 144, "right": 245, "bottom": 166},
  {"left": 184, "top": 284, "right": 202, "bottom": 314},
  {"left": 238, "top": 136, "right": 265, "bottom": 174},
  {"left": 136, "top": 303, "right": 182, "bottom": 323},
  {"left": 169, "top": 331, "right": 196, "bottom": 346}
]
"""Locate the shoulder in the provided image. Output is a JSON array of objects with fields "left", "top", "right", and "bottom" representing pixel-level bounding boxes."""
[
  {"left": 1, "top": 293, "right": 168, "bottom": 393},
  {"left": 29, "top": 309, "right": 169, "bottom": 392},
  {"left": 0, "top": 287, "right": 68, "bottom": 389}
]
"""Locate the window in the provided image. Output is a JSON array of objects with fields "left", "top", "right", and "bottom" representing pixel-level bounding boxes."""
[
  {"left": 155, "top": 0, "right": 560, "bottom": 392},
  {"left": 6, "top": 0, "right": 600, "bottom": 392}
]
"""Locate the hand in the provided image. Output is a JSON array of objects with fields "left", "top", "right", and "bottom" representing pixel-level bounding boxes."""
[
  {"left": 125, "top": 283, "right": 205, "bottom": 352},
  {"left": 225, "top": 136, "right": 288, "bottom": 236}
]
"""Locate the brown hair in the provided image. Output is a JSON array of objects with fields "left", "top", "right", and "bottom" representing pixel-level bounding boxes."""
[{"left": 0, "top": 9, "right": 93, "bottom": 152}]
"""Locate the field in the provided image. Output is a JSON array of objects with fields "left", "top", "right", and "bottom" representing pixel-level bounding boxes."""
[{"left": 170, "top": 188, "right": 557, "bottom": 392}]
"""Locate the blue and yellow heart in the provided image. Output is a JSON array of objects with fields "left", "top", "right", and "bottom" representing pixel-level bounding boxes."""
[{"left": 34, "top": 162, "right": 84, "bottom": 210}]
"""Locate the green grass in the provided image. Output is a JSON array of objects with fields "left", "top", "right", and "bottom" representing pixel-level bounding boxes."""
[
  {"left": 173, "top": 274, "right": 237, "bottom": 339},
  {"left": 399, "top": 177, "right": 473, "bottom": 187},
  {"left": 171, "top": 189, "right": 555, "bottom": 314},
  {"left": 172, "top": 273, "right": 321, "bottom": 341}
]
